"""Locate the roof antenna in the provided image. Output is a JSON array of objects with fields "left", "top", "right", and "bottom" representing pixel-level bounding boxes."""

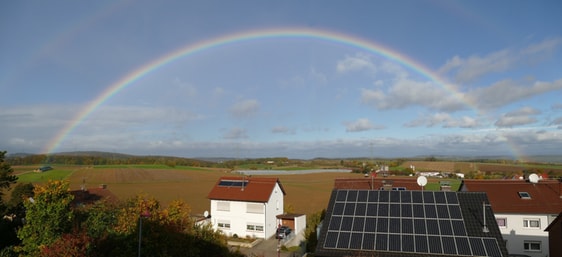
[
  {"left": 482, "top": 201, "right": 491, "bottom": 233},
  {"left": 241, "top": 175, "right": 245, "bottom": 191}
]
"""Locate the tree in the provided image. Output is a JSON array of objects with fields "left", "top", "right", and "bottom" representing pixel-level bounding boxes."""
[
  {"left": 0, "top": 151, "right": 18, "bottom": 212},
  {"left": 17, "top": 180, "right": 74, "bottom": 256}
]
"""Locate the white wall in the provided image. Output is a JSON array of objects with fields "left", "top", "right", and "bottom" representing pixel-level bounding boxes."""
[
  {"left": 496, "top": 213, "right": 552, "bottom": 257},
  {"left": 209, "top": 182, "right": 285, "bottom": 239}
]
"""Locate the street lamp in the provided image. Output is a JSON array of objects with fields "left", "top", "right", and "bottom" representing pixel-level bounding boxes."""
[{"left": 138, "top": 209, "right": 151, "bottom": 257}]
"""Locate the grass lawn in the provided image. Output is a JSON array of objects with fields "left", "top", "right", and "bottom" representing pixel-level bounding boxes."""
[{"left": 17, "top": 169, "right": 75, "bottom": 183}]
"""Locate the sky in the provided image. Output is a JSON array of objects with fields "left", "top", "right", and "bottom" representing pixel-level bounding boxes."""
[{"left": 1, "top": 0, "right": 561, "bottom": 159}]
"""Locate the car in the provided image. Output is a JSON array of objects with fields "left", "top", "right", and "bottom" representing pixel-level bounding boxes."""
[{"left": 276, "top": 226, "right": 292, "bottom": 239}]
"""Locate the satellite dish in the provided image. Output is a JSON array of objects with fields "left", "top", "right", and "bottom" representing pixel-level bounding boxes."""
[
  {"left": 529, "top": 173, "right": 539, "bottom": 184},
  {"left": 417, "top": 176, "right": 427, "bottom": 187},
  {"left": 203, "top": 210, "right": 209, "bottom": 218}
]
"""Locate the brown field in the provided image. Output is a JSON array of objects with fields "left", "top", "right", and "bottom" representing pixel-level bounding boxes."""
[{"left": 54, "top": 166, "right": 366, "bottom": 216}]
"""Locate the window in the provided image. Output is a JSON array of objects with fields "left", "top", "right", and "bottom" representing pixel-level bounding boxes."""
[
  {"left": 218, "top": 221, "right": 231, "bottom": 229},
  {"left": 247, "top": 203, "right": 264, "bottom": 213},
  {"left": 524, "top": 241, "right": 541, "bottom": 252},
  {"left": 496, "top": 218, "right": 507, "bottom": 228},
  {"left": 523, "top": 219, "right": 540, "bottom": 228},
  {"left": 217, "top": 201, "right": 230, "bottom": 211},
  {"left": 246, "top": 223, "right": 264, "bottom": 232},
  {"left": 518, "top": 192, "right": 531, "bottom": 199}
]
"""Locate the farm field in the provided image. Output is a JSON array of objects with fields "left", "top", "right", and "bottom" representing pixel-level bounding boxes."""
[
  {"left": 10, "top": 165, "right": 464, "bottom": 216},
  {"left": 12, "top": 165, "right": 367, "bottom": 215}
]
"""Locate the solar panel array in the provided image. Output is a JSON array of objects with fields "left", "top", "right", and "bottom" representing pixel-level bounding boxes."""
[
  {"left": 218, "top": 180, "right": 248, "bottom": 187},
  {"left": 323, "top": 190, "right": 502, "bottom": 257}
]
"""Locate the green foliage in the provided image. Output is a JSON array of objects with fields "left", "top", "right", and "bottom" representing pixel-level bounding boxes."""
[
  {"left": 0, "top": 151, "right": 18, "bottom": 205},
  {"left": 305, "top": 209, "right": 326, "bottom": 253},
  {"left": 17, "top": 180, "right": 74, "bottom": 256}
]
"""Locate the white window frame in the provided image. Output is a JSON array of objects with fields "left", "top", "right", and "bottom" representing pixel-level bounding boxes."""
[
  {"left": 496, "top": 217, "right": 507, "bottom": 228},
  {"left": 523, "top": 218, "right": 540, "bottom": 229},
  {"left": 246, "top": 223, "right": 264, "bottom": 232},
  {"left": 218, "top": 221, "right": 231, "bottom": 229},
  {"left": 523, "top": 241, "right": 541, "bottom": 252}
]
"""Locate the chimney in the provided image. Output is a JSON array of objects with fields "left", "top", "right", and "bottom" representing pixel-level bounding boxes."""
[
  {"left": 440, "top": 181, "right": 451, "bottom": 191},
  {"left": 382, "top": 180, "right": 393, "bottom": 191}
]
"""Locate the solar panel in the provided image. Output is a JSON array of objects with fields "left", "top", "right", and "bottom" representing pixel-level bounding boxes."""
[
  {"left": 355, "top": 203, "right": 366, "bottom": 216},
  {"left": 350, "top": 233, "right": 363, "bottom": 249},
  {"left": 412, "top": 191, "right": 423, "bottom": 203},
  {"left": 402, "top": 234, "right": 415, "bottom": 252},
  {"left": 470, "top": 237, "right": 486, "bottom": 257},
  {"left": 424, "top": 204, "right": 437, "bottom": 218},
  {"left": 357, "top": 190, "right": 368, "bottom": 202},
  {"left": 352, "top": 217, "right": 365, "bottom": 232},
  {"left": 483, "top": 238, "right": 502, "bottom": 257},
  {"left": 389, "top": 218, "right": 400, "bottom": 233},
  {"left": 401, "top": 218, "right": 414, "bottom": 233},
  {"left": 333, "top": 202, "right": 344, "bottom": 215},
  {"left": 401, "top": 190, "right": 412, "bottom": 203},
  {"left": 389, "top": 203, "right": 400, "bottom": 216},
  {"left": 347, "top": 190, "right": 358, "bottom": 201},
  {"left": 325, "top": 231, "right": 338, "bottom": 248},
  {"left": 442, "top": 236, "right": 457, "bottom": 255},
  {"left": 445, "top": 191, "right": 459, "bottom": 204},
  {"left": 344, "top": 203, "right": 356, "bottom": 215},
  {"left": 413, "top": 204, "right": 424, "bottom": 217},
  {"left": 426, "top": 219, "right": 439, "bottom": 235},
  {"left": 375, "top": 233, "right": 388, "bottom": 251},
  {"left": 455, "top": 237, "right": 472, "bottom": 256},
  {"left": 337, "top": 232, "right": 350, "bottom": 249},
  {"left": 328, "top": 216, "right": 342, "bottom": 230},
  {"left": 322, "top": 189, "right": 503, "bottom": 257},
  {"left": 218, "top": 180, "right": 248, "bottom": 187},
  {"left": 336, "top": 190, "right": 347, "bottom": 201},
  {"left": 341, "top": 216, "right": 353, "bottom": 231},
  {"left": 388, "top": 234, "right": 401, "bottom": 251},
  {"left": 423, "top": 191, "right": 435, "bottom": 203},
  {"left": 415, "top": 235, "right": 428, "bottom": 253},
  {"left": 434, "top": 191, "right": 447, "bottom": 203},
  {"left": 362, "top": 233, "right": 375, "bottom": 250},
  {"left": 428, "top": 235, "right": 443, "bottom": 254}
]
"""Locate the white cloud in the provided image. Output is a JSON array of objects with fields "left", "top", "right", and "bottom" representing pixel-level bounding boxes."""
[
  {"left": 405, "top": 113, "right": 480, "bottom": 128},
  {"left": 336, "top": 53, "right": 376, "bottom": 73},
  {"left": 344, "top": 118, "right": 385, "bottom": 132},
  {"left": 495, "top": 107, "right": 541, "bottom": 128},
  {"left": 223, "top": 127, "right": 248, "bottom": 139},
  {"left": 229, "top": 99, "right": 260, "bottom": 118},
  {"left": 361, "top": 78, "right": 465, "bottom": 111},
  {"left": 439, "top": 38, "right": 562, "bottom": 82},
  {"left": 467, "top": 79, "right": 562, "bottom": 110},
  {"left": 271, "top": 126, "right": 296, "bottom": 135}
]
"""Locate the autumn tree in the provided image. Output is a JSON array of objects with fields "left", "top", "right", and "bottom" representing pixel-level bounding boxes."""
[
  {"left": 17, "top": 180, "right": 74, "bottom": 256},
  {"left": 0, "top": 151, "right": 18, "bottom": 252}
]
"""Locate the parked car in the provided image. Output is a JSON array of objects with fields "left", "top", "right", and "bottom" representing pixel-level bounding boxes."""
[{"left": 276, "top": 226, "right": 292, "bottom": 239}]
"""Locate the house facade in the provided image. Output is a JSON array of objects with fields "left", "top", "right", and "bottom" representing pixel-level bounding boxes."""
[
  {"left": 207, "top": 176, "right": 285, "bottom": 239},
  {"left": 460, "top": 179, "right": 562, "bottom": 257},
  {"left": 545, "top": 212, "right": 562, "bottom": 257}
]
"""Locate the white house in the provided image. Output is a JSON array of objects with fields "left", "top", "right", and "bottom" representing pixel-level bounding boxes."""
[
  {"left": 207, "top": 176, "right": 285, "bottom": 239},
  {"left": 460, "top": 178, "right": 562, "bottom": 257}
]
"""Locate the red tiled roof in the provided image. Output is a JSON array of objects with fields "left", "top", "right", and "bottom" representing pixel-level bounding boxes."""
[
  {"left": 461, "top": 179, "right": 562, "bottom": 214},
  {"left": 207, "top": 176, "right": 285, "bottom": 202},
  {"left": 334, "top": 177, "right": 425, "bottom": 190}
]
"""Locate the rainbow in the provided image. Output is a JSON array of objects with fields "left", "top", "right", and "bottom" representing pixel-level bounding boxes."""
[{"left": 44, "top": 27, "right": 472, "bottom": 155}]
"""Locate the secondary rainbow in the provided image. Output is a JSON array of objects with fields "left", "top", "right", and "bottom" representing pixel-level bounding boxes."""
[{"left": 44, "top": 27, "right": 472, "bottom": 154}]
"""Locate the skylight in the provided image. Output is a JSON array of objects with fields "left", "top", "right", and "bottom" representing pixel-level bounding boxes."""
[{"left": 518, "top": 192, "right": 531, "bottom": 199}]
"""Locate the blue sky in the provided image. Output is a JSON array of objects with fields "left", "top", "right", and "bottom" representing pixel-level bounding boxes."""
[{"left": 1, "top": 0, "right": 561, "bottom": 159}]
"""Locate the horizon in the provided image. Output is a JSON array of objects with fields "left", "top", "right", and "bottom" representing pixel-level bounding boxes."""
[{"left": 2, "top": 1, "right": 561, "bottom": 160}]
